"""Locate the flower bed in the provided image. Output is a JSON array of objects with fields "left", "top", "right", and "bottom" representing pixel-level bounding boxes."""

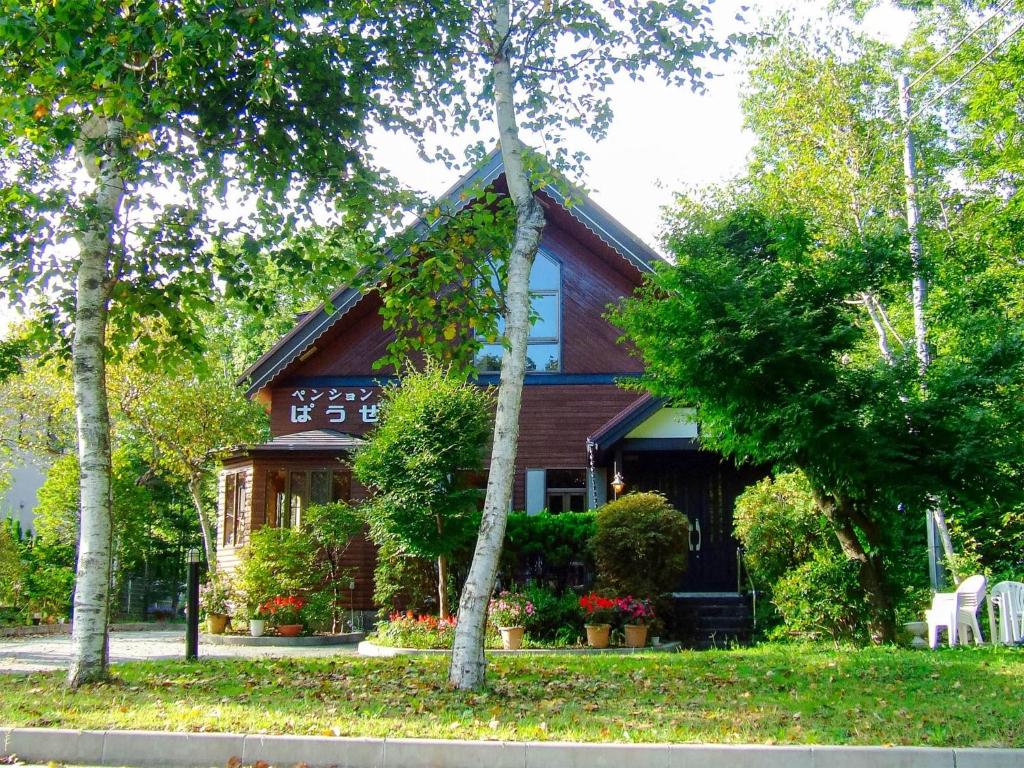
[
  {"left": 370, "top": 590, "right": 659, "bottom": 651},
  {"left": 371, "top": 613, "right": 469, "bottom": 649}
]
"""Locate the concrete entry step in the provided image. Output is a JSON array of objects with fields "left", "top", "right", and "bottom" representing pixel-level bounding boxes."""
[{"left": 667, "top": 593, "right": 755, "bottom": 649}]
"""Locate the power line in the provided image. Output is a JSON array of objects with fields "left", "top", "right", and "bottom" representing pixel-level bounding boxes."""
[
  {"left": 907, "top": 0, "right": 1016, "bottom": 92},
  {"left": 910, "top": 16, "right": 1024, "bottom": 121}
]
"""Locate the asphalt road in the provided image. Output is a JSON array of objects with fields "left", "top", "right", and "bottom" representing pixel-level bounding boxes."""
[{"left": 0, "top": 629, "right": 356, "bottom": 674}]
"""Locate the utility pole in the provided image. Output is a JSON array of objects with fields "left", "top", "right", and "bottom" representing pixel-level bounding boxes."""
[
  {"left": 897, "top": 73, "right": 955, "bottom": 590},
  {"left": 898, "top": 73, "right": 932, "bottom": 378}
]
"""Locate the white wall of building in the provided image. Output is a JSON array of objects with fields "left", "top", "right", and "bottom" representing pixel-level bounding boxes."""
[
  {"left": 625, "top": 407, "right": 698, "bottom": 440},
  {"left": 2, "top": 450, "right": 47, "bottom": 536}
]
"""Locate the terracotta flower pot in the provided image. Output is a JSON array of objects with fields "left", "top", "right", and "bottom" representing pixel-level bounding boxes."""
[
  {"left": 206, "top": 613, "right": 229, "bottom": 635},
  {"left": 278, "top": 623, "right": 303, "bottom": 637},
  {"left": 499, "top": 626, "right": 525, "bottom": 651},
  {"left": 624, "top": 624, "right": 648, "bottom": 648},
  {"left": 585, "top": 623, "right": 611, "bottom": 649},
  {"left": 249, "top": 619, "right": 266, "bottom": 638}
]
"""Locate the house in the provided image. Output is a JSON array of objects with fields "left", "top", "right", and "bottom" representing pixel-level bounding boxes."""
[
  {"left": 221, "top": 152, "right": 762, "bottom": 641},
  {"left": 1, "top": 449, "right": 47, "bottom": 537}
]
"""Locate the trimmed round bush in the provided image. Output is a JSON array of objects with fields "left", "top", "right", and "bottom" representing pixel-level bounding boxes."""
[{"left": 592, "top": 491, "right": 688, "bottom": 597}]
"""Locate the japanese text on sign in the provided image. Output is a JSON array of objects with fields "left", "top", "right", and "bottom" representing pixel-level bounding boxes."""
[{"left": 289, "top": 388, "right": 378, "bottom": 424}]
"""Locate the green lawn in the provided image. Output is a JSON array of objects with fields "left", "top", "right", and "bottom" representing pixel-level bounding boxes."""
[{"left": 2, "top": 645, "right": 1022, "bottom": 747}]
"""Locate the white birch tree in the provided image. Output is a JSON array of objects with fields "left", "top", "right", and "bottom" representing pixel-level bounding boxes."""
[
  {"left": 0, "top": 1, "right": 463, "bottom": 687},
  {"left": 367, "top": 0, "right": 731, "bottom": 690}
]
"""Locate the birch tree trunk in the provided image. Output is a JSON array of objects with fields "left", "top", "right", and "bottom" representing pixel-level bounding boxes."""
[
  {"left": 861, "top": 292, "right": 895, "bottom": 365},
  {"left": 448, "top": 0, "right": 546, "bottom": 689},
  {"left": 898, "top": 74, "right": 956, "bottom": 579},
  {"left": 68, "top": 117, "right": 124, "bottom": 688},
  {"left": 188, "top": 477, "right": 218, "bottom": 578}
]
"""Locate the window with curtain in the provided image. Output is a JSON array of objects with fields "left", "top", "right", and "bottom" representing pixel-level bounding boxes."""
[
  {"left": 222, "top": 471, "right": 246, "bottom": 545},
  {"left": 263, "top": 468, "right": 351, "bottom": 530}
]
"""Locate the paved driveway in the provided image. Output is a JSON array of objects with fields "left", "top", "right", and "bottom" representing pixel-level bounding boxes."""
[{"left": 0, "top": 630, "right": 356, "bottom": 674}]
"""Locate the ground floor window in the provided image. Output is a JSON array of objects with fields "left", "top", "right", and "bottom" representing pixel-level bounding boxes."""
[
  {"left": 223, "top": 471, "right": 247, "bottom": 546},
  {"left": 526, "top": 468, "right": 590, "bottom": 514},
  {"left": 265, "top": 468, "right": 351, "bottom": 529},
  {"left": 545, "top": 468, "right": 587, "bottom": 513}
]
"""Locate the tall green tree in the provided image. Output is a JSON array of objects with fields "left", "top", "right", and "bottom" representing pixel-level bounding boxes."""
[
  {"left": 0, "top": 1, "right": 460, "bottom": 685},
  {"left": 614, "top": 203, "right": 1024, "bottom": 641},
  {"left": 734, "top": 13, "right": 1024, "bottom": 585},
  {"left": 354, "top": 365, "right": 493, "bottom": 619},
  {"left": 113, "top": 362, "right": 267, "bottom": 574}
]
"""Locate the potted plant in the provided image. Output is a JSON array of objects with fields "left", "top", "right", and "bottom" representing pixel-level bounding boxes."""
[
  {"left": 488, "top": 591, "right": 535, "bottom": 650},
  {"left": 244, "top": 602, "right": 268, "bottom": 637},
  {"left": 264, "top": 595, "right": 305, "bottom": 636},
  {"left": 199, "top": 580, "right": 230, "bottom": 635},
  {"left": 616, "top": 595, "right": 654, "bottom": 647},
  {"left": 579, "top": 592, "right": 616, "bottom": 648}
]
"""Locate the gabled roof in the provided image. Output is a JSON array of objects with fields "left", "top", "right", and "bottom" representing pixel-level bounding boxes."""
[
  {"left": 587, "top": 394, "right": 665, "bottom": 453},
  {"left": 239, "top": 150, "right": 665, "bottom": 399},
  {"left": 222, "top": 429, "right": 364, "bottom": 458}
]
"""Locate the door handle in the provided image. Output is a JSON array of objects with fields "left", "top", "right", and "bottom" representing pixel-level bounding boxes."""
[
  {"left": 693, "top": 518, "right": 702, "bottom": 552},
  {"left": 688, "top": 518, "right": 696, "bottom": 551}
]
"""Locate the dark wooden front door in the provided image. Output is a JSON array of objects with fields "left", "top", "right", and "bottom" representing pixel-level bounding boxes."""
[{"left": 624, "top": 451, "right": 759, "bottom": 593}]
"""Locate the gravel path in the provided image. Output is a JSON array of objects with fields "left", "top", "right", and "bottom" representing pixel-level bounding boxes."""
[{"left": 0, "top": 630, "right": 356, "bottom": 674}]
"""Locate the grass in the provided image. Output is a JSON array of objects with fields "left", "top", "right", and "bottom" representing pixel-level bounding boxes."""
[{"left": 1, "top": 644, "right": 1022, "bottom": 747}]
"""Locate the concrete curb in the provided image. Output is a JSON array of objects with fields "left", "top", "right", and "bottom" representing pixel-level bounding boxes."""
[
  {"left": 3, "top": 728, "right": 1022, "bottom": 768},
  {"left": 357, "top": 640, "right": 682, "bottom": 657},
  {"left": 203, "top": 631, "right": 364, "bottom": 647}
]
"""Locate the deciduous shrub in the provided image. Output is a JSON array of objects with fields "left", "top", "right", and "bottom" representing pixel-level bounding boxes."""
[
  {"left": 299, "top": 591, "right": 337, "bottom": 632},
  {"left": 734, "top": 470, "right": 886, "bottom": 641},
  {"left": 372, "top": 539, "right": 441, "bottom": 616},
  {"left": 591, "top": 492, "right": 688, "bottom": 597},
  {"left": 0, "top": 523, "right": 22, "bottom": 607},
  {"left": 303, "top": 501, "right": 363, "bottom": 632},
  {"left": 520, "top": 584, "right": 583, "bottom": 642},
  {"left": 734, "top": 471, "right": 831, "bottom": 588},
  {"left": 232, "top": 527, "right": 323, "bottom": 615},
  {"left": 771, "top": 548, "right": 868, "bottom": 642}
]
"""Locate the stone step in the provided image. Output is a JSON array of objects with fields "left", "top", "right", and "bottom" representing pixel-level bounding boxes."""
[
  {"left": 666, "top": 593, "right": 756, "bottom": 648},
  {"left": 692, "top": 616, "right": 752, "bottom": 632}
]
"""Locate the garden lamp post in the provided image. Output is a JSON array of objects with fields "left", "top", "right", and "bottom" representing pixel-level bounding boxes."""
[
  {"left": 349, "top": 579, "right": 356, "bottom": 631},
  {"left": 185, "top": 548, "right": 200, "bottom": 661},
  {"left": 611, "top": 463, "right": 625, "bottom": 500}
]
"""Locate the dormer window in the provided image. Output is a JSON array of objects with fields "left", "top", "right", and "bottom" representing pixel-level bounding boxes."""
[{"left": 476, "top": 250, "right": 561, "bottom": 373}]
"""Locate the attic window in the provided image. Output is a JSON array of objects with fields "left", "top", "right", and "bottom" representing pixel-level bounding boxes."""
[{"left": 476, "top": 250, "right": 561, "bottom": 373}]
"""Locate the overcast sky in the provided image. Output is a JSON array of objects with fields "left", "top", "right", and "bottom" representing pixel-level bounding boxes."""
[{"left": 0, "top": 1, "right": 913, "bottom": 335}]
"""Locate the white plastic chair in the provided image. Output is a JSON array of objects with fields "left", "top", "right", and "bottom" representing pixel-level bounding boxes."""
[
  {"left": 987, "top": 581, "right": 1024, "bottom": 645},
  {"left": 926, "top": 574, "right": 987, "bottom": 648}
]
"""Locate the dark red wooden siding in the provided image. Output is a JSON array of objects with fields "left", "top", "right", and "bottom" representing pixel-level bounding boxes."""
[
  {"left": 276, "top": 215, "right": 642, "bottom": 384},
  {"left": 264, "top": 214, "right": 649, "bottom": 509}
]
